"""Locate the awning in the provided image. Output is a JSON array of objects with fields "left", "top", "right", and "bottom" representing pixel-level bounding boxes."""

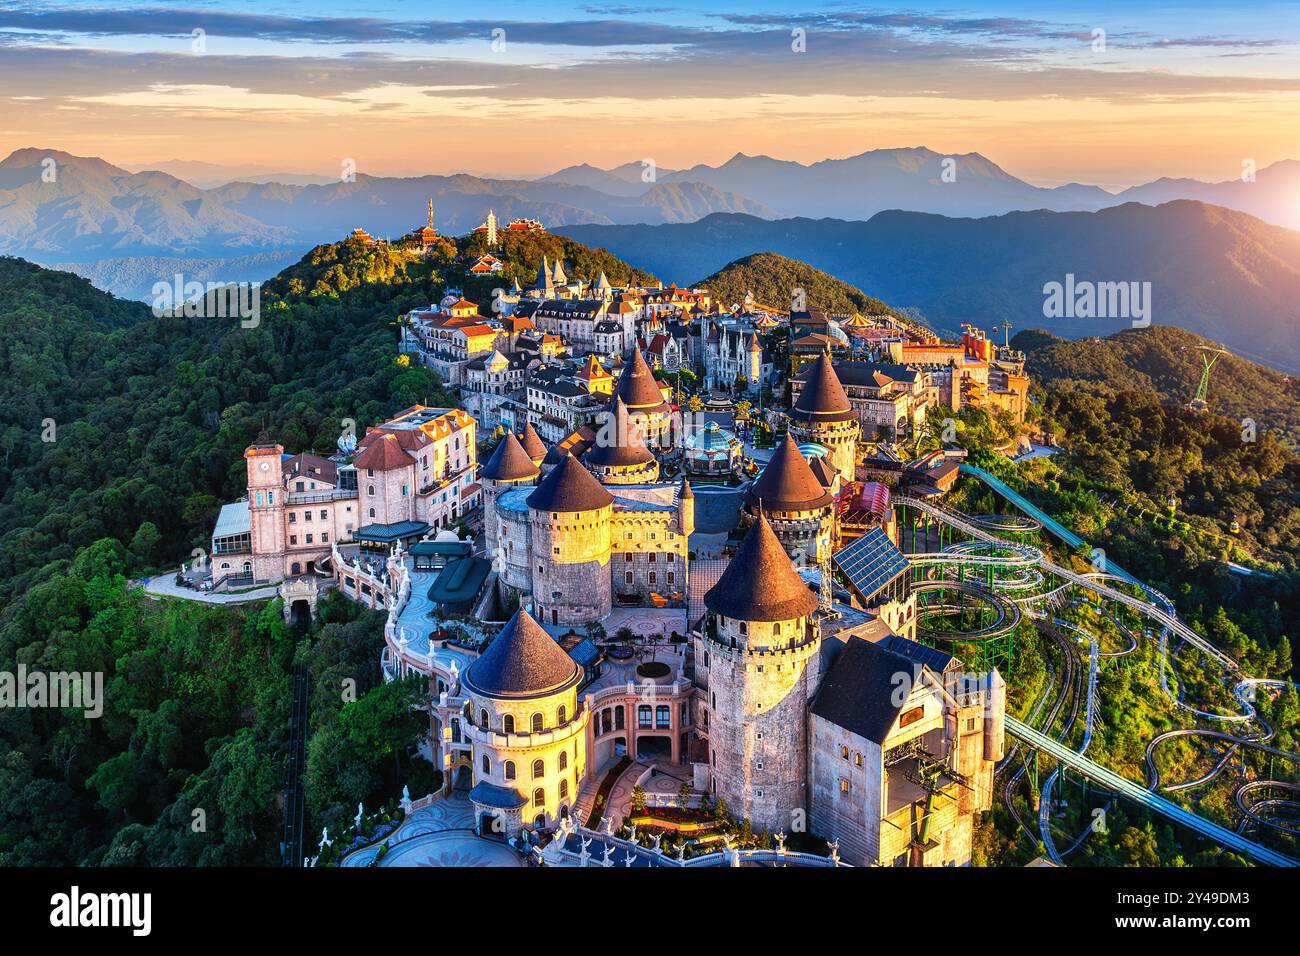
[{"left": 356, "top": 520, "right": 430, "bottom": 543}]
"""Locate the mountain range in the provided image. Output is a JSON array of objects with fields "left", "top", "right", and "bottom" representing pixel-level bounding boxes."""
[{"left": 559, "top": 202, "right": 1300, "bottom": 374}]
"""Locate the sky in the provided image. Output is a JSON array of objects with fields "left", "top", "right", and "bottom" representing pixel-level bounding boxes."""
[{"left": 2, "top": 0, "right": 1298, "bottom": 188}]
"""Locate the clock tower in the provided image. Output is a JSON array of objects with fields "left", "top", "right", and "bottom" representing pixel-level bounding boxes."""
[{"left": 245, "top": 441, "right": 286, "bottom": 583}]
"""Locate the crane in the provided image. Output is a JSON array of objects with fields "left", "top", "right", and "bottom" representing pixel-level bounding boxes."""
[{"left": 1187, "top": 345, "right": 1230, "bottom": 411}]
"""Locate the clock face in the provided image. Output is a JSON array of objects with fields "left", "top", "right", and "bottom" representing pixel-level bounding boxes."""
[{"left": 260, "top": 462, "right": 270, "bottom": 472}]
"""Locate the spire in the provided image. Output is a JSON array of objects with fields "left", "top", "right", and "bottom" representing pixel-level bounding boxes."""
[
  {"left": 481, "top": 431, "right": 539, "bottom": 482},
  {"left": 517, "top": 422, "right": 548, "bottom": 464},
  {"left": 427, "top": 197, "right": 434, "bottom": 229},
  {"left": 553, "top": 258, "right": 567, "bottom": 285},
  {"left": 537, "top": 256, "right": 553, "bottom": 291},
  {"left": 526, "top": 452, "right": 614, "bottom": 513},
  {"left": 585, "top": 394, "right": 656, "bottom": 470},
  {"left": 615, "top": 346, "right": 669, "bottom": 411},
  {"left": 704, "top": 511, "right": 820, "bottom": 622}
]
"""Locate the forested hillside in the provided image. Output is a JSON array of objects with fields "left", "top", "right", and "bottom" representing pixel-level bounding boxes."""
[
  {"left": 1018, "top": 326, "right": 1300, "bottom": 448},
  {"left": 694, "top": 252, "right": 901, "bottom": 317}
]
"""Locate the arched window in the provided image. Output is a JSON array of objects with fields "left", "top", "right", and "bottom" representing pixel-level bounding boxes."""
[
  {"left": 615, "top": 705, "right": 625, "bottom": 730},
  {"left": 774, "top": 622, "right": 781, "bottom": 635},
  {"left": 740, "top": 621, "right": 748, "bottom": 635},
  {"left": 481, "top": 754, "right": 491, "bottom": 775},
  {"left": 533, "top": 788, "right": 545, "bottom": 807},
  {"left": 480, "top": 709, "right": 489, "bottom": 728},
  {"left": 505, "top": 761, "right": 516, "bottom": 780},
  {"left": 531, "top": 712, "right": 543, "bottom": 733},
  {"left": 532, "top": 758, "right": 545, "bottom": 779},
  {"left": 560, "top": 779, "right": 569, "bottom": 799},
  {"left": 502, "top": 714, "right": 515, "bottom": 734},
  {"left": 559, "top": 751, "right": 568, "bottom": 771},
  {"left": 557, "top": 705, "right": 567, "bottom": 724}
]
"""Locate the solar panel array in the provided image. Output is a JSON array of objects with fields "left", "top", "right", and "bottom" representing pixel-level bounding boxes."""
[{"left": 833, "top": 527, "right": 910, "bottom": 601}]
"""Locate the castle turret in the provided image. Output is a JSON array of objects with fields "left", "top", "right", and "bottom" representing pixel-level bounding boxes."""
[
  {"left": 697, "top": 512, "right": 822, "bottom": 832},
  {"left": 583, "top": 394, "right": 659, "bottom": 485},
  {"left": 481, "top": 432, "right": 541, "bottom": 558},
  {"left": 614, "top": 346, "right": 672, "bottom": 448},
  {"left": 463, "top": 607, "right": 588, "bottom": 836},
  {"left": 526, "top": 453, "right": 615, "bottom": 626},
  {"left": 744, "top": 434, "right": 836, "bottom": 563},
  {"left": 517, "top": 422, "right": 548, "bottom": 467},
  {"left": 789, "top": 353, "right": 859, "bottom": 483},
  {"left": 677, "top": 478, "right": 695, "bottom": 537}
]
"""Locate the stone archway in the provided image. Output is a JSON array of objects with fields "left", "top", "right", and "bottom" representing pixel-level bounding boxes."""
[{"left": 279, "top": 576, "right": 323, "bottom": 625}]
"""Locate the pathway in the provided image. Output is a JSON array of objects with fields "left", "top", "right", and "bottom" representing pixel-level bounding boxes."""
[{"left": 140, "top": 574, "right": 279, "bottom": 604}]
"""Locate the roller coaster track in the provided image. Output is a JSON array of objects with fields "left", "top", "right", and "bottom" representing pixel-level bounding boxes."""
[
  {"left": 895, "top": 492, "right": 1299, "bottom": 865},
  {"left": 1007, "top": 717, "right": 1297, "bottom": 867}
]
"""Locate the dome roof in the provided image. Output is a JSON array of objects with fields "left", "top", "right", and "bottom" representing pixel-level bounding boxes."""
[
  {"left": 526, "top": 452, "right": 615, "bottom": 513},
  {"left": 685, "top": 421, "right": 738, "bottom": 453},
  {"left": 480, "top": 432, "right": 539, "bottom": 482},
  {"left": 463, "top": 608, "right": 581, "bottom": 699},
  {"left": 616, "top": 347, "right": 670, "bottom": 412},
  {"left": 791, "top": 354, "right": 856, "bottom": 424},
  {"left": 704, "top": 512, "right": 820, "bottom": 622},
  {"left": 745, "top": 434, "right": 833, "bottom": 512}
]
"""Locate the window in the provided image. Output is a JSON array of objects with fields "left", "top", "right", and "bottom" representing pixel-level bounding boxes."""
[
  {"left": 841, "top": 745, "right": 849, "bottom": 759},
  {"left": 557, "top": 705, "right": 566, "bottom": 724},
  {"left": 320, "top": 510, "right": 327, "bottom": 520},
  {"left": 614, "top": 706, "right": 625, "bottom": 730},
  {"left": 626, "top": 572, "right": 633, "bottom": 584},
  {"left": 480, "top": 709, "right": 489, "bottom": 728},
  {"left": 558, "top": 751, "right": 568, "bottom": 771},
  {"left": 505, "top": 761, "right": 516, "bottom": 780},
  {"left": 368, "top": 485, "right": 375, "bottom": 497},
  {"left": 855, "top": 753, "right": 862, "bottom": 767},
  {"left": 649, "top": 572, "right": 656, "bottom": 584},
  {"left": 638, "top": 705, "right": 652, "bottom": 728},
  {"left": 503, "top": 714, "right": 514, "bottom": 734},
  {"left": 773, "top": 622, "right": 781, "bottom": 635},
  {"left": 532, "top": 758, "right": 544, "bottom": 778},
  {"left": 481, "top": 755, "right": 491, "bottom": 775},
  {"left": 290, "top": 535, "right": 298, "bottom": 546},
  {"left": 559, "top": 779, "right": 569, "bottom": 799},
  {"left": 656, "top": 705, "right": 670, "bottom": 728},
  {"left": 531, "top": 713, "right": 543, "bottom": 733},
  {"left": 898, "top": 706, "right": 925, "bottom": 729},
  {"left": 840, "top": 778, "right": 851, "bottom": 793}
]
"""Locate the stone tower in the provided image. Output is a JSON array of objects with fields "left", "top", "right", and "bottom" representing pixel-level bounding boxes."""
[
  {"left": 462, "top": 606, "right": 589, "bottom": 837},
  {"left": 789, "top": 353, "right": 859, "bottom": 483},
  {"left": 480, "top": 432, "right": 540, "bottom": 560},
  {"left": 614, "top": 347, "right": 672, "bottom": 448},
  {"left": 744, "top": 434, "right": 836, "bottom": 563},
  {"left": 696, "top": 512, "right": 822, "bottom": 833},
  {"left": 583, "top": 394, "right": 659, "bottom": 485},
  {"left": 526, "top": 453, "right": 615, "bottom": 626},
  {"left": 245, "top": 441, "right": 286, "bottom": 583}
]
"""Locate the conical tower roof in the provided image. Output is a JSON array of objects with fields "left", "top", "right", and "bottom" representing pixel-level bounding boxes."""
[
  {"left": 595, "top": 271, "right": 611, "bottom": 290},
  {"left": 791, "top": 354, "right": 855, "bottom": 423},
  {"left": 704, "top": 512, "right": 819, "bottom": 622},
  {"left": 616, "top": 347, "right": 670, "bottom": 412},
  {"left": 480, "top": 431, "right": 539, "bottom": 482},
  {"left": 526, "top": 452, "right": 614, "bottom": 513},
  {"left": 517, "top": 422, "right": 548, "bottom": 464},
  {"left": 463, "top": 607, "right": 581, "bottom": 698},
  {"left": 553, "top": 258, "right": 567, "bottom": 284},
  {"left": 745, "top": 434, "right": 833, "bottom": 512},
  {"left": 585, "top": 395, "right": 656, "bottom": 469},
  {"left": 536, "top": 255, "right": 553, "bottom": 290}
]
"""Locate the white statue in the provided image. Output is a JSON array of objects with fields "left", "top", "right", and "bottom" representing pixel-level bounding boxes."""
[
  {"left": 319, "top": 826, "right": 331, "bottom": 848},
  {"left": 401, "top": 785, "right": 411, "bottom": 808},
  {"left": 578, "top": 836, "right": 592, "bottom": 868},
  {"left": 624, "top": 849, "right": 636, "bottom": 867},
  {"left": 602, "top": 816, "right": 615, "bottom": 837},
  {"left": 675, "top": 843, "right": 686, "bottom": 863},
  {"left": 355, "top": 803, "right": 364, "bottom": 828},
  {"left": 775, "top": 831, "right": 786, "bottom": 854},
  {"left": 601, "top": 844, "right": 614, "bottom": 867},
  {"left": 828, "top": 837, "right": 840, "bottom": 865},
  {"left": 649, "top": 832, "right": 663, "bottom": 854},
  {"left": 728, "top": 845, "right": 741, "bottom": 867}
]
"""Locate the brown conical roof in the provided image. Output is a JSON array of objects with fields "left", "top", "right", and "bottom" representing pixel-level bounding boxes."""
[
  {"left": 705, "top": 512, "right": 819, "bottom": 622},
  {"left": 526, "top": 452, "right": 615, "bottom": 513},
  {"left": 792, "top": 354, "right": 856, "bottom": 423},
  {"left": 480, "top": 432, "right": 539, "bottom": 482},
  {"left": 463, "top": 607, "right": 581, "bottom": 698},
  {"left": 517, "top": 422, "right": 548, "bottom": 463},
  {"left": 584, "top": 395, "right": 657, "bottom": 469},
  {"left": 745, "top": 435, "right": 833, "bottom": 511},
  {"left": 616, "top": 347, "right": 670, "bottom": 412}
]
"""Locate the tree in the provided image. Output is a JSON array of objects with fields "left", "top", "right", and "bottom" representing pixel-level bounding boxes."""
[
  {"left": 630, "top": 785, "right": 647, "bottom": 814},
  {"left": 129, "top": 521, "right": 161, "bottom": 568}
]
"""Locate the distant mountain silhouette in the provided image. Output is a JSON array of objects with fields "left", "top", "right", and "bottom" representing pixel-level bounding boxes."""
[{"left": 559, "top": 202, "right": 1300, "bottom": 373}]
